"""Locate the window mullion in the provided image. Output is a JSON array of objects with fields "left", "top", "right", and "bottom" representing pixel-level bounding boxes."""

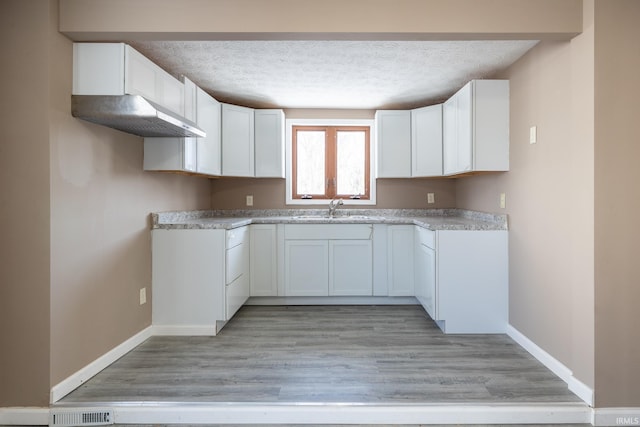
[{"left": 326, "top": 127, "right": 337, "bottom": 199}]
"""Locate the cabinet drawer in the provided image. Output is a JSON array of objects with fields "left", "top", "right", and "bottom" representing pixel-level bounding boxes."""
[
  {"left": 416, "top": 227, "right": 436, "bottom": 249},
  {"left": 226, "top": 243, "right": 246, "bottom": 284},
  {"left": 226, "top": 274, "right": 249, "bottom": 320},
  {"left": 226, "top": 226, "right": 248, "bottom": 249},
  {"left": 284, "top": 224, "right": 372, "bottom": 240}
]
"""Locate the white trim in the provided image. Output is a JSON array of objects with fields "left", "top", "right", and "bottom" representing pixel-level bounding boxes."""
[
  {"left": 285, "top": 118, "right": 377, "bottom": 206},
  {"left": 49, "top": 326, "right": 153, "bottom": 404},
  {"left": 151, "top": 324, "right": 218, "bottom": 336},
  {"left": 108, "top": 402, "right": 591, "bottom": 425},
  {"left": 570, "top": 375, "right": 596, "bottom": 408},
  {"left": 0, "top": 407, "right": 49, "bottom": 425},
  {"left": 246, "top": 296, "right": 418, "bottom": 305},
  {"left": 507, "top": 324, "right": 594, "bottom": 406},
  {"left": 593, "top": 408, "right": 640, "bottom": 426}
]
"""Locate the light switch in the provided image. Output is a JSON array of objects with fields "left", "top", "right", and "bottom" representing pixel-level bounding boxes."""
[
  {"left": 246, "top": 195, "right": 254, "bottom": 206},
  {"left": 499, "top": 193, "right": 506, "bottom": 209},
  {"left": 529, "top": 126, "right": 537, "bottom": 144},
  {"left": 427, "top": 193, "right": 435, "bottom": 204},
  {"left": 139, "top": 287, "right": 146, "bottom": 305}
]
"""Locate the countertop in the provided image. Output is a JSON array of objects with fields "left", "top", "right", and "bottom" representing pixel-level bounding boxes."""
[{"left": 151, "top": 209, "right": 508, "bottom": 231}]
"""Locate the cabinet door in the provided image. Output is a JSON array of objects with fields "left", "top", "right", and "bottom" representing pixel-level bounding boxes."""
[
  {"left": 329, "top": 240, "right": 372, "bottom": 296},
  {"left": 255, "top": 109, "right": 285, "bottom": 178},
  {"left": 196, "top": 87, "right": 221, "bottom": 176},
  {"left": 250, "top": 225, "right": 278, "bottom": 296},
  {"left": 387, "top": 225, "right": 414, "bottom": 296},
  {"left": 415, "top": 242, "right": 436, "bottom": 319},
  {"left": 442, "top": 96, "right": 458, "bottom": 175},
  {"left": 222, "top": 103, "right": 255, "bottom": 177},
  {"left": 411, "top": 104, "right": 443, "bottom": 177},
  {"left": 159, "top": 72, "right": 185, "bottom": 116},
  {"left": 124, "top": 45, "right": 160, "bottom": 104},
  {"left": 375, "top": 110, "right": 411, "bottom": 178},
  {"left": 143, "top": 138, "right": 196, "bottom": 172},
  {"left": 284, "top": 240, "right": 329, "bottom": 296},
  {"left": 183, "top": 77, "right": 197, "bottom": 122},
  {"left": 455, "top": 82, "right": 473, "bottom": 173}
]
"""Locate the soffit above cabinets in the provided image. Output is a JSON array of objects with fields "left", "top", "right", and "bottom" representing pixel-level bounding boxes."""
[{"left": 129, "top": 40, "right": 538, "bottom": 110}]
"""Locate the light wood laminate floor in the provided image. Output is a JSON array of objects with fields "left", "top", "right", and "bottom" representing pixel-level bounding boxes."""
[{"left": 60, "top": 305, "right": 582, "bottom": 404}]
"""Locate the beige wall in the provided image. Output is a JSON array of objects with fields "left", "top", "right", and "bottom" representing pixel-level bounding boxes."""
[
  {"left": 0, "top": 0, "right": 212, "bottom": 406},
  {"left": 0, "top": 0, "right": 53, "bottom": 407},
  {"left": 211, "top": 108, "right": 457, "bottom": 210},
  {"left": 593, "top": 0, "right": 640, "bottom": 407},
  {"left": 211, "top": 178, "right": 456, "bottom": 210},
  {"left": 456, "top": 20, "right": 595, "bottom": 392}
]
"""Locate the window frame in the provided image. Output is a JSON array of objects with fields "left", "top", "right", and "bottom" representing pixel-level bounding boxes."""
[{"left": 286, "top": 118, "right": 376, "bottom": 206}]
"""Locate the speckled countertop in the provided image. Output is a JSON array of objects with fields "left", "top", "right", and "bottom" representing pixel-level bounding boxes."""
[{"left": 151, "top": 209, "right": 507, "bottom": 231}]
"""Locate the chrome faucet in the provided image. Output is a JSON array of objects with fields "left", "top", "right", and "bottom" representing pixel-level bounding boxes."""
[{"left": 328, "top": 198, "right": 344, "bottom": 217}]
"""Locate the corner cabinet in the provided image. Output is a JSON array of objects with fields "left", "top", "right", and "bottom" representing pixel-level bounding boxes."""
[
  {"left": 222, "top": 103, "right": 255, "bottom": 177},
  {"left": 443, "top": 80, "right": 509, "bottom": 175},
  {"left": 375, "top": 110, "right": 412, "bottom": 178}
]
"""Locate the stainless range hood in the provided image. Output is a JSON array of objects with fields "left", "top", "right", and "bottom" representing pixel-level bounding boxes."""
[{"left": 71, "top": 95, "right": 206, "bottom": 138}]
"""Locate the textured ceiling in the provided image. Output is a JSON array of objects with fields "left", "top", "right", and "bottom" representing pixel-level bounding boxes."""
[{"left": 131, "top": 40, "right": 539, "bottom": 110}]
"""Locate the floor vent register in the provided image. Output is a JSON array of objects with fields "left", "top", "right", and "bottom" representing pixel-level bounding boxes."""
[{"left": 50, "top": 409, "right": 114, "bottom": 427}]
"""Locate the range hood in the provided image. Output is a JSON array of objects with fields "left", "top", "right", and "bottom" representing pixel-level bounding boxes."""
[{"left": 71, "top": 95, "right": 206, "bottom": 138}]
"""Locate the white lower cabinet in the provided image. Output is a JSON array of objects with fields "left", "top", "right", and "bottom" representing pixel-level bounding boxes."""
[
  {"left": 285, "top": 240, "right": 329, "bottom": 296},
  {"left": 413, "top": 226, "right": 508, "bottom": 333},
  {"left": 151, "top": 226, "right": 249, "bottom": 335},
  {"left": 250, "top": 224, "right": 278, "bottom": 296},
  {"left": 225, "top": 227, "right": 250, "bottom": 320},
  {"left": 282, "top": 224, "right": 373, "bottom": 297},
  {"left": 329, "top": 240, "right": 373, "bottom": 296},
  {"left": 414, "top": 227, "right": 436, "bottom": 319},
  {"left": 387, "top": 225, "right": 415, "bottom": 296}
]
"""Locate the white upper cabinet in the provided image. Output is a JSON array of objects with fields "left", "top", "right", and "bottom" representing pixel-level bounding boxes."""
[
  {"left": 411, "top": 104, "right": 443, "bottom": 177},
  {"left": 222, "top": 103, "right": 255, "bottom": 177},
  {"left": 195, "top": 87, "right": 221, "bottom": 176},
  {"left": 73, "top": 43, "right": 184, "bottom": 116},
  {"left": 375, "top": 110, "right": 412, "bottom": 178},
  {"left": 144, "top": 78, "right": 221, "bottom": 176},
  {"left": 254, "top": 109, "right": 285, "bottom": 178},
  {"left": 443, "top": 80, "right": 509, "bottom": 175}
]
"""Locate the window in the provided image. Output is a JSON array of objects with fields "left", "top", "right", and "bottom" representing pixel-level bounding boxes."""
[{"left": 291, "top": 125, "right": 371, "bottom": 201}]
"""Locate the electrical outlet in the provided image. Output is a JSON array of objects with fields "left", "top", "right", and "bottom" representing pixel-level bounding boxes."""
[
  {"left": 246, "top": 195, "right": 253, "bottom": 206},
  {"left": 139, "top": 287, "right": 146, "bottom": 305},
  {"left": 499, "top": 193, "right": 506, "bottom": 209},
  {"left": 427, "top": 193, "right": 435, "bottom": 204}
]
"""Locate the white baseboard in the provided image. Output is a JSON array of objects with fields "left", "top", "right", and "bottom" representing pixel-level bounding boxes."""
[
  {"left": 49, "top": 326, "right": 153, "bottom": 404},
  {"left": 151, "top": 324, "right": 218, "bottom": 336},
  {"left": 593, "top": 408, "right": 640, "bottom": 426},
  {"left": 507, "top": 324, "right": 594, "bottom": 406},
  {"left": 112, "top": 402, "right": 591, "bottom": 425},
  {"left": 246, "top": 296, "right": 419, "bottom": 305},
  {"left": 0, "top": 407, "right": 49, "bottom": 425}
]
